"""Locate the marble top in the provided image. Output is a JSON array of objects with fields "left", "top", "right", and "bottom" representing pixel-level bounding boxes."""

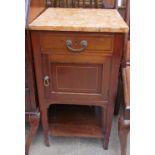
[{"left": 29, "top": 8, "right": 128, "bottom": 33}]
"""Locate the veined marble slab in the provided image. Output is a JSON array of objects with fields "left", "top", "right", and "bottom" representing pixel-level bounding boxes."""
[{"left": 29, "top": 8, "right": 128, "bottom": 33}]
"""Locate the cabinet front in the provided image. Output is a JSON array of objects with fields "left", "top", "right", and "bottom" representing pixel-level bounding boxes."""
[{"left": 38, "top": 32, "right": 113, "bottom": 105}]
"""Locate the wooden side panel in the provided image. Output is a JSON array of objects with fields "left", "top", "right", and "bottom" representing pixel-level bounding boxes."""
[
  {"left": 25, "top": 88, "right": 32, "bottom": 112},
  {"left": 30, "top": 31, "right": 50, "bottom": 145},
  {"left": 103, "top": 34, "right": 124, "bottom": 149},
  {"left": 25, "top": 30, "right": 37, "bottom": 112}
]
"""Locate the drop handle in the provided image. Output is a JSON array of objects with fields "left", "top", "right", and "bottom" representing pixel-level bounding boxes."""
[
  {"left": 66, "top": 40, "right": 88, "bottom": 52},
  {"left": 43, "top": 76, "right": 50, "bottom": 87}
]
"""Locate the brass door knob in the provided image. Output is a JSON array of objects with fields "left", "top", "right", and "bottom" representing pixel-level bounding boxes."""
[{"left": 43, "top": 76, "right": 50, "bottom": 87}]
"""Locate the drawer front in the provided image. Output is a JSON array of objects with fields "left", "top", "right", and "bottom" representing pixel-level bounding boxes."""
[{"left": 40, "top": 32, "right": 114, "bottom": 58}]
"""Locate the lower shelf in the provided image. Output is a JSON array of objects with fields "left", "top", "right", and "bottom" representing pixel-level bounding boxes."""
[{"left": 48, "top": 105, "right": 103, "bottom": 138}]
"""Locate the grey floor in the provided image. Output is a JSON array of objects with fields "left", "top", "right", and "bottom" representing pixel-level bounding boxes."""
[{"left": 26, "top": 116, "right": 130, "bottom": 155}]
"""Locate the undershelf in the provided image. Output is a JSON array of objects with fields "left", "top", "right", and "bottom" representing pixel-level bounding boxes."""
[{"left": 48, "top": 105, "right": 103, "bottom": 138}]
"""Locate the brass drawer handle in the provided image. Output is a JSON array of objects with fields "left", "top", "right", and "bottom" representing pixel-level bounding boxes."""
[
  {"left": 43, "top": 76, "right": 49, "bottom": 87},
  {"left": 66, "top": 40, "right": 88, "bottom": 52}
]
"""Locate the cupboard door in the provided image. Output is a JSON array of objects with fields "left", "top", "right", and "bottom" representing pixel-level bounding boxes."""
[{"left": 42, "top": 53, "right": 111, "bottom": 105}]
